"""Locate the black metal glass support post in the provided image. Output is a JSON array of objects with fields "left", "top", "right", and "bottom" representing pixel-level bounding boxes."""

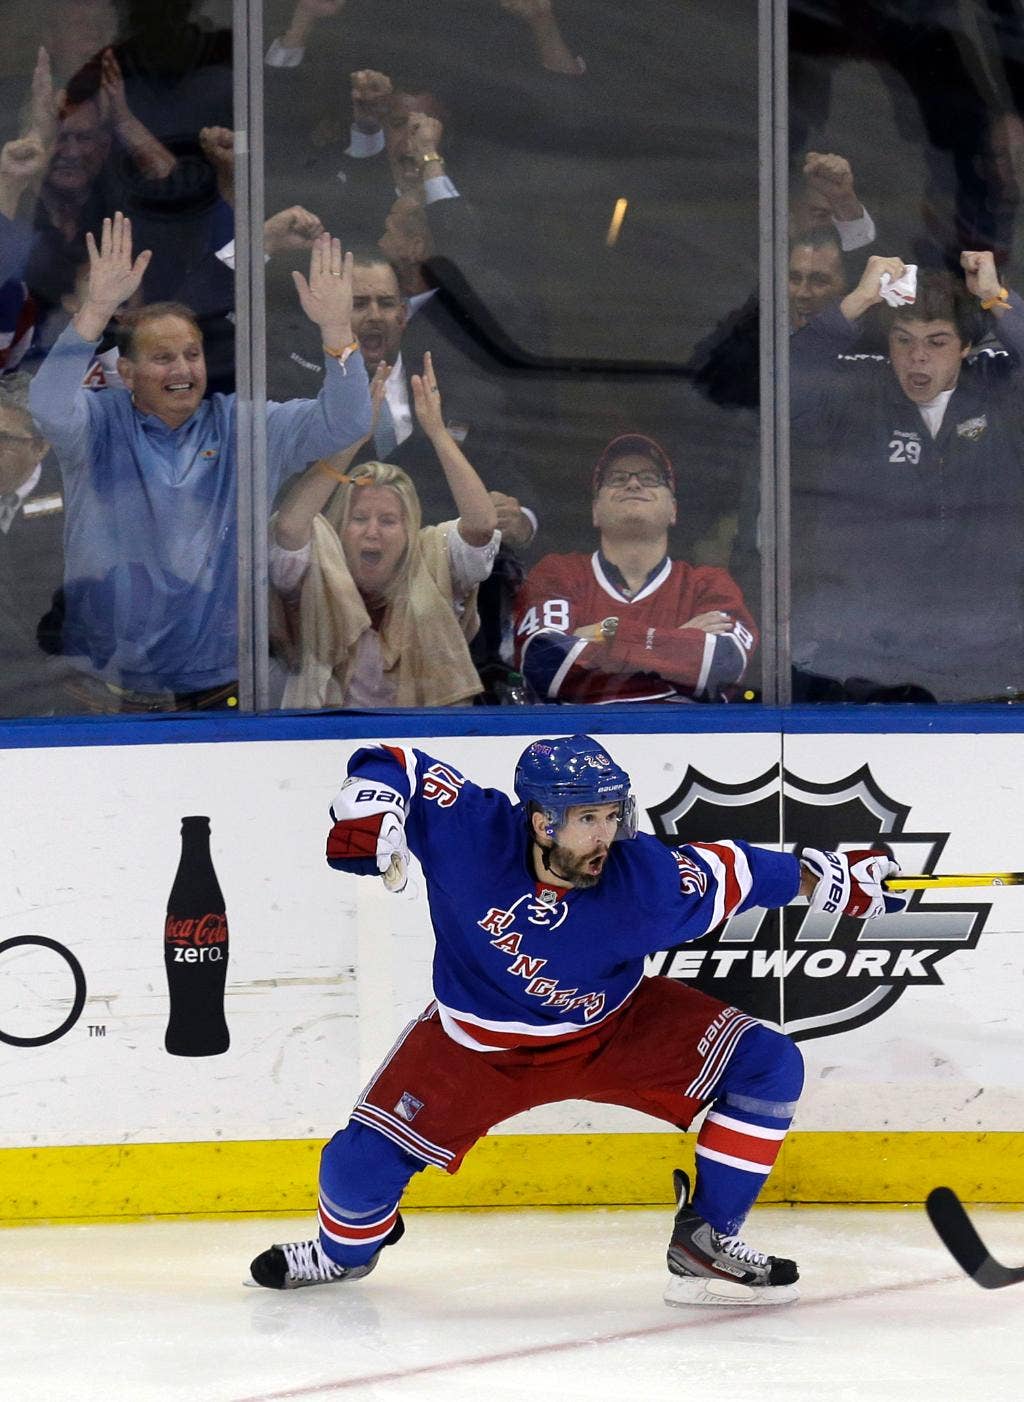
[
  {"left": 233, "top": 0, "right": 269, "bottom": 711},
  {"left": 759, "top": 0, "right": 790, "bottom": 706}
]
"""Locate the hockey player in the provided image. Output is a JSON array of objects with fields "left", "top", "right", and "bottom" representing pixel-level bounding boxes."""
[{"left": 250, "top": 734, "right": 902, "bottom": 1306}]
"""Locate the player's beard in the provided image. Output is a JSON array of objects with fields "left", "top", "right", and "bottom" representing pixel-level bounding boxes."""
[{"left": 541, "top": 841, "right": 609, "bottom": 889}]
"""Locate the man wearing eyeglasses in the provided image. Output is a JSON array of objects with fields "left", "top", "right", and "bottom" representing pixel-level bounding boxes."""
[{"left": 513, "top": 433, "right": 757, "bottom": 703}]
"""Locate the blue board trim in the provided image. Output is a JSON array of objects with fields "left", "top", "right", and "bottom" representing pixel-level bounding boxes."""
[{"left": 1, "top": 703, "right": 1024, "bottom": 750}]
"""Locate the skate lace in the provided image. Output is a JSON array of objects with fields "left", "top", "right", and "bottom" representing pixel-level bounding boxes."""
[
  {"left": 281, "top": 1239, "right": 344, "bottom": 1282},
  {"left": 714, "top": 1233, "right": 770, "bottom": 1267}
]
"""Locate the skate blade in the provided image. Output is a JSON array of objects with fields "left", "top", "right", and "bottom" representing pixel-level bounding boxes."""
[{"left": 663, "top": 1274, "right": 800, "bottom": 1307}]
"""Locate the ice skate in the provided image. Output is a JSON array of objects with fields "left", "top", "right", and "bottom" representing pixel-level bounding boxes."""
[
  {"left": 664, "top": 1170, "right": 799, "bottom": 1306},
  {"left": 249, "top": 1215, "right": 404, "bottom": 1290}
]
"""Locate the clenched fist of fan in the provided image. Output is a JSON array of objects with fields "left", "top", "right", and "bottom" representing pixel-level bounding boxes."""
[
  {"left": 798, "top": 846, "right": 905, "bottom": 920},
  {"left": 326, "top": 778, "right": 410, "bottom": 892}
]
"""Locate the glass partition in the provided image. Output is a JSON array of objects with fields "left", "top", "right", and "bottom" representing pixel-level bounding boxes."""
[
  {"left": 0, "top": 0, "right": 237, "bottom": 717},
  {"left": 260, "top": 0, "right": 764, "bottom": 711},
  {"left": 788, "top": 0, "right": 1024, "bottom": 705},
  {"left": 21, "top": 3, "right": 1023, "bottom": 717}
]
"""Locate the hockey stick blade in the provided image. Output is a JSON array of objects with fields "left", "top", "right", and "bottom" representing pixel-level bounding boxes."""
[{"left": 926, "top": 1187, "right": 1024, "bottom": 1288}]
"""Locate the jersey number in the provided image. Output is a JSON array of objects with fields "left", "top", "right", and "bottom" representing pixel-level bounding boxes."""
[
  {"left": 888, "top": 439, "right": 921, "bottom": 464},
  {"left": 422, "top": 763, "right": 464, "bottom": 808},
  {"left": 517, "top": 600, "right": 570, "bottom": 636}
]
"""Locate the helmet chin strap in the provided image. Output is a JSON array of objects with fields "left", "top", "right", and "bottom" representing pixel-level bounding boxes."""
[{"left": 534, "top": 835, "right": 565, "bottom": 881}]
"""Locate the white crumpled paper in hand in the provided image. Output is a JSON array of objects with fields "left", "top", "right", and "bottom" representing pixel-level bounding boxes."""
[{"left": 879, "top": 264, "right": 917, "bottom": 307}]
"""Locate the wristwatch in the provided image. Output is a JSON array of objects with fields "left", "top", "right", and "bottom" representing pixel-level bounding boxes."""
[{"left": 420, "top": 151, "right": 444, "bottom": 166}]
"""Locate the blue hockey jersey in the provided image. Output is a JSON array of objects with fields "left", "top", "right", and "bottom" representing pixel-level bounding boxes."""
[{"left": 327, "top": 745, "right": 800, "bottom": 1051}]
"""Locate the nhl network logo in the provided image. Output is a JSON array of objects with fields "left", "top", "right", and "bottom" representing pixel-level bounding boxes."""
[{"left": 646, "top": 764, "right": 990, "bottom": 1042}]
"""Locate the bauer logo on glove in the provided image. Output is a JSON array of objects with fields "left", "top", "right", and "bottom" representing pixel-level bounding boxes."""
[
  {"left": 326, "top": 777, "right": 410, "bottom": 891},
  {"left": 797, "top": 845, "right": 906, "bottom": 920}
]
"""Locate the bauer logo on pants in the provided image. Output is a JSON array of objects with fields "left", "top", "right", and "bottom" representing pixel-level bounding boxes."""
[{"left": 646, "top": 764, "right": 989, "bottom": 1042}]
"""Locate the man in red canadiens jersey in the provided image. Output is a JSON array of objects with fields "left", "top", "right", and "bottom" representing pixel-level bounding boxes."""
[
  {"left": 250, "top": 735, "right": 904, "bottom": 1306},
  {"left": 512, "top": 434, "right": 757, "bottom": 703}
]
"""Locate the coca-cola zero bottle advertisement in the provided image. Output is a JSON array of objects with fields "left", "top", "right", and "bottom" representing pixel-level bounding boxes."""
[{"left": 164, "top": 815, "right": 230, "bottom": 1057}]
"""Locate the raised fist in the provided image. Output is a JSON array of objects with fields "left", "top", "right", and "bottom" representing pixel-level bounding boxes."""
[
  {"left": 842, "top": 254, "right": 908, "bottom": 320},
  {"left": 961, "top": 250, "right": 1003, "bottom": 303},
  {"left": 351, "top": 69, "right": 393, "bottom": 128},
  {"left": 263, "top": 205, "right": 324, "bottom": 256},
  {"left": 803, "top": 151, "right": 863, "bottom": 221},
  {"left": 326, "top": 777, "right": 410, "bottom": 891},
  {"left": 804, "top": 152, "right": 853, "bottom": 198},
  {"left": 406, "top": 113, "right": 443, "bottom": 159},
  {"left": 0, "top": 134, "right": 48, "bottom": 185},
  {"left": 200, "top": 126, "right": 235, "bottom": 172}
]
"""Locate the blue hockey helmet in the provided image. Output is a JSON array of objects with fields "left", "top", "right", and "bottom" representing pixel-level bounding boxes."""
[{"left": 513, "top": 735, "right": 638, "bottom": 839}]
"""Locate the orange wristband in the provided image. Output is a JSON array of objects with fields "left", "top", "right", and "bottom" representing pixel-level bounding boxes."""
[
  {"left": 980, "top": 287, "right": 1010, "bottom": 311},
  {"left": 316, "top": 462, "right": 374, "bottom": 487},
  {"left": 316, "top": 461, "right": 352, "bottom": 485},
  {"left": 323, "top": 340, "right": 359, "bottom": 360}
]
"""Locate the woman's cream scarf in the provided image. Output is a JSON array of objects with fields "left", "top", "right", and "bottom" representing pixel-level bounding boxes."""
[{"left": 280, "top": 513, "right": 483, "bottom": 708}]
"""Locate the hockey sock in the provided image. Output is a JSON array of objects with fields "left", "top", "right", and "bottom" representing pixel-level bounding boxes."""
[
  {"left": 691, "top": 1023, "right": 804, "bottom": 1236},
  {"left": 318, "top": 1120, "right": 425, "bottom": 1267}
]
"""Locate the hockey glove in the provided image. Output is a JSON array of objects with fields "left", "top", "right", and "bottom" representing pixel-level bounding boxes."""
[
  {"left": 326, "top": 778, "right": 410, "bottom": 893},
  {"left": 798, "top": 846, "right": 906, "bottom": 920}
]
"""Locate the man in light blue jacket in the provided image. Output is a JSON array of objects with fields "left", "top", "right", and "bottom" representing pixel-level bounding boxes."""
[{"left": 28, "top": 212, "right": 372, "bottom": 711}]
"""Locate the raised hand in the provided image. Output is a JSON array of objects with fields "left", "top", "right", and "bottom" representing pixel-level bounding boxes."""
[
  {"left": 961, "top": 250, "right": 1005, "bottom": 303},
  {"left": 97, "top": 48, "right": 132, "bottom": 128},
  {"left": 367, "top": 359, "right": 390, "bottom": 428},
  {"left": 29, "top": 46, "right": 58, "bottom": 148},
  {"left": 199, "top": 125, "right": 235, "bottom": 202},
  {"left": 343, "top": 360, "right": 389, "bottom": 452},
  {"left": 406, "top": 113, "right": 443, "bottom": 160},
  {"left": 489, "top": 490, "right": 533, "bottom": 547},
  {"left": 76, "top": 213, "right": 152, "bottom": 341},
  {"left": 840, "top": 253, "right": 908, "bottom": 322},
  {"left": 278, "top": 0, "right": 346, "bottom": 66},
  {"left": 326, "top": 773, "right": 410, "bottom": 893},
  {"left": 263, "top": 205, "right": 324, "bottom": 256},
  {"left": 411, "top": 351, "right": 446, "bottom": 440},
  {"left": 350, "top": 69, "right": 393, "bottom": 130},
  {"left": 0, "top": 134, "right": 48, "bottom": 186},
  {"left": 291, "top": 233, "right": 354, "bottom": 347},
  {"left": 499, "top": 0, "right": 582, "bottom": 73},
  {"left": 0, "top": 133, "right": 48, "bottom": 218},
  {"left": 200, "top": 125, "right": 235, "bottom": 171},
  {"left": 803, "top": 151, "right": 862, "bottom": 219}
]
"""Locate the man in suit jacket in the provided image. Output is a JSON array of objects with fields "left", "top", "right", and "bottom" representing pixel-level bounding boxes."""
[{"left": 0, "top": 373, "right": 67, "bottom": 716}]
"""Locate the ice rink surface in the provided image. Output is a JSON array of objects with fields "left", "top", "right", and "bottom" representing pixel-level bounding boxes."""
[{"left": 3, "top": 1204, "right": 1022, "bottom": 1402}]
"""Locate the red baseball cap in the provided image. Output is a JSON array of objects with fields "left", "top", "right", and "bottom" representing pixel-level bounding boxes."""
[{"left": 591, "top": 433, "right": 676, "bottom": 497}]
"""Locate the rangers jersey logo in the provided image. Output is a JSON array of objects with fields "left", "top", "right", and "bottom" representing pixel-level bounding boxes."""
[
  {"left": 647, "top": 765, "right": 988, "bottom": 1042},
  {"left": 394, "top": 1091, "right": 425, "bottom": 1122}
]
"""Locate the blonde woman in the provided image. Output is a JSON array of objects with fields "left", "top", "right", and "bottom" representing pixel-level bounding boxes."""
[{"left": 270, "top": 353, "right": 499, "bottom": 708}]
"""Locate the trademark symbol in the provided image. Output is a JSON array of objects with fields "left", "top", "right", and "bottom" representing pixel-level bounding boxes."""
[{"left": 88, "top": 1025, "right": 106, "bottom": 1038}]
